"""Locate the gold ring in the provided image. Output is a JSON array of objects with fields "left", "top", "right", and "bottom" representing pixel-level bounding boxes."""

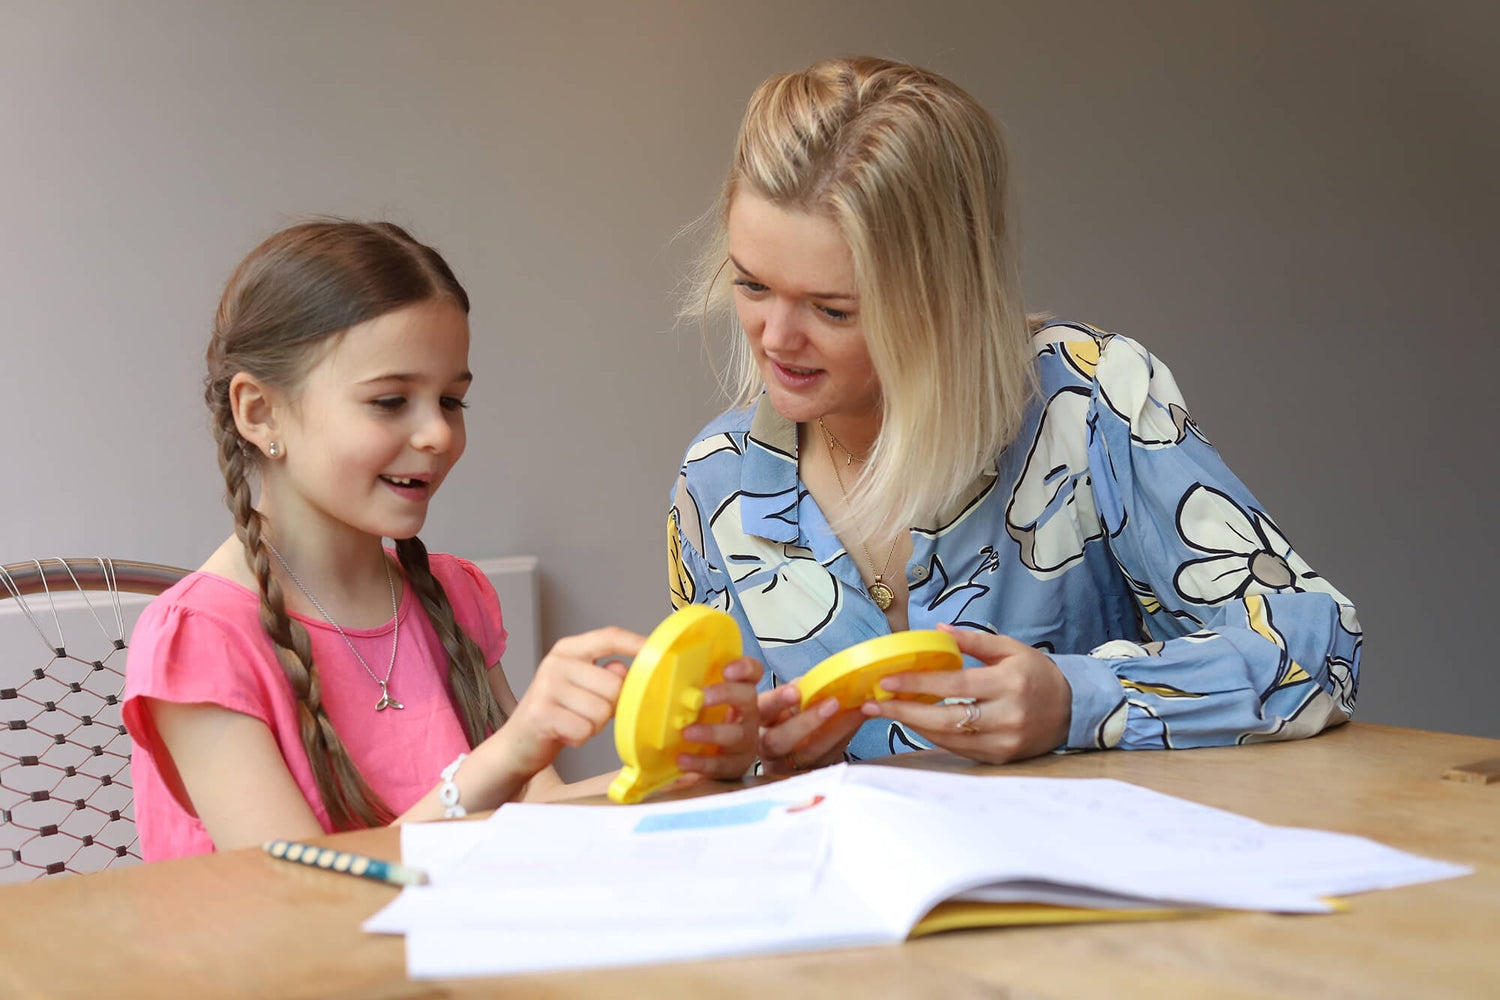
[
  {"left": 955, "top": 701, "right": 981, "bottom": 734},
  {"left": 787, "top": 749, "right": 805, "bottom": 771}
]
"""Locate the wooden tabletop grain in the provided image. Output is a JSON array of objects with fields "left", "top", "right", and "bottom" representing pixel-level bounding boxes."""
[{"left": 0, "top": 721, "right": 1496, "bottom": 999}]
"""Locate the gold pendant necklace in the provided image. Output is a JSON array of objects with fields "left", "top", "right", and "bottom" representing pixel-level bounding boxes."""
[{"left": 818, "top": 419, "right": 900, "bottom": 612}]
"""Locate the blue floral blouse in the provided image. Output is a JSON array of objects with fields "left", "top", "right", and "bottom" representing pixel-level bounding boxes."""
[{"left": 668, "top": 322, "right": 1361, "bottom": 761}]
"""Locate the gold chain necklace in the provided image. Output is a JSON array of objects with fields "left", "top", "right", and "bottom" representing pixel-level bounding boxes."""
[
  {"left": 817, "top": 418, "right": 899, "bottom": 611},
  {"left": 818, "top": 419, "right": 866, "bottom": 466}
]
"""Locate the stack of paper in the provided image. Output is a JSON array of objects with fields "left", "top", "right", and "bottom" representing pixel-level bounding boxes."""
[{"left": 364, "top": 765, "right": 1469, "bottom": 979}]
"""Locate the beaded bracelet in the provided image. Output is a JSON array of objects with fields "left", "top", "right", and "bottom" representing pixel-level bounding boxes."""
[{"left": 439, "top": 752, "right": 468, "bottom": 818}]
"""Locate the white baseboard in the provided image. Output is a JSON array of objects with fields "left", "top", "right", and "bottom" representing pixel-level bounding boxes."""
[{"left": 471, "top": 556, "right": 540, "bottom": 694}]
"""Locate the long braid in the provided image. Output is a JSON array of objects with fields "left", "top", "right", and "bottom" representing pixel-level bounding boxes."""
[
  {"left": 208, "top": 400, "right": 395, "bottom": 830},
  {"left": 396, "top": 536, "right": 507, "bottom": 747},
  {"left": 202, "top": 219, "right": 475, "bottom": 831}
]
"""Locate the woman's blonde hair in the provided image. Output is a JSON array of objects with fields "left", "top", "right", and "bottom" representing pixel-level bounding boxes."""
[
  {"left": 686, "top": 56, "right": 1040, "bottom": 538},
  {"left": 204, "top": 220, "right": 506, "bottom": 830}
]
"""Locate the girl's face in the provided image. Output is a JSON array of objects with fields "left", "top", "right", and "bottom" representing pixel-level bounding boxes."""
[
  {"left": 726, "top": 191, "right": 880, "bottom": 430},
  {"left": 268, "top": 298, "right": 471, "bottom": 544}
]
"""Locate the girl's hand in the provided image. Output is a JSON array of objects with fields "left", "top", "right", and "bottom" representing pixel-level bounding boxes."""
[
  {"left": 676, "top": 656, "right": 764, "bottom": 780},
  {"left": 757, "top": 683, "right": 865, "bottom": 776},
  {"left": 494, "top": 627, "right": 644, "bottom": 780},
  {"left": 859, "top": 624, "right": 1072, "bottom": 764}
]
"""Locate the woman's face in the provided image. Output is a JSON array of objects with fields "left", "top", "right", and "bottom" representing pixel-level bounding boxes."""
[{"left": 726, "top": 190, "right": 880, "bottom": 429}]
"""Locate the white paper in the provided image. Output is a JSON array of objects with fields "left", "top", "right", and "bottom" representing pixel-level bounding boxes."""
[
  {"left": 367, "top": 768, "right": 844, "bottom": 936},
  {"left": 400, "top": 820, "right": 488, "bottom": 879},
  {"left": 368, "top": 764, "right": 1472, "bottom": 979}
]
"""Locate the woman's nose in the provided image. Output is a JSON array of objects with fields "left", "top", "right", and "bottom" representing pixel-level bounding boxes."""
[{"left": 759, "top": 300, "right": 803, "bottom": 352}]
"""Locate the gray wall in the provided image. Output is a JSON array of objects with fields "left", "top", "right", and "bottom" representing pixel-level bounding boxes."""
[{"left": 3, "top": 1, "right": 1495, "bottom": 780}]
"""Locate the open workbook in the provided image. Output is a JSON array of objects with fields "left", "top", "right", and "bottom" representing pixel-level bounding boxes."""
[{"left": 365, "top": 764, "right": 1468, "bottom": 979}]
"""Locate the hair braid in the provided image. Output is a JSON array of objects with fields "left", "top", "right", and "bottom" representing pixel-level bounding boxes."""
[
  {"left": 201, "top": 218, "right": 472, "bottom": 830},
  {"left": 208, "top": 374, "right": 394, "bottom": 831},
  {"left": 396, "top": 536, "right": 507, "bottom": 747}
]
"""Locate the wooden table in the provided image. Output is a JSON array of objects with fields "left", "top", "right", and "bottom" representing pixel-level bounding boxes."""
[{"left": 0, "top": 722, "right": 1496, "bottom": 999}]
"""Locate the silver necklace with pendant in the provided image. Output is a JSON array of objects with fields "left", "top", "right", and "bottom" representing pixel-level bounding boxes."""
[{"left": 266, "top": 540, "right": 403, "bottom": 711}]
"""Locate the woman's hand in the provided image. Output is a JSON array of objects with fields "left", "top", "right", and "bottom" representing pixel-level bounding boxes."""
[
  {"left": 860, "top": 625, "right": 1072, "bottom": 764},
  {"left": 676, "top": 656, "right": 765, "bottom": 780},
  {"left": 492, "top": 627, "right": 644, "bottom": 781},
  {"left": 756, "top": 683, "right": 866, "bottom": 776}
]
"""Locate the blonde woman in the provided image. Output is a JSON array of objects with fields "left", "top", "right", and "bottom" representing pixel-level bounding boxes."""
[{"left": 668, "top": 57, "right": 1361, "bottom": 775}]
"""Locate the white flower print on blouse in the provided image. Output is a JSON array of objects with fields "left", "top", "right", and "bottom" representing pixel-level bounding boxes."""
[
  {"left": 1090, "top": 638, "right": 1166, "bottom": 659},
  {"left": 708, "top": 492, "right": 842, "bottom": 647},
  {"left": 683, "top": 432, "right": 743, "bottom": 467},
  {"left": 1005, "top": 386, "right": 1104, "bottom": 580},
  {"left": 1326, "top": 655, "right": 1358, "bottom": 717},
  {"left": 1173, "top": 484, "right": 1331, "bottom": 605},
  {"left": 1093, "top": 335, "right": 1209, "bottom": 449}
]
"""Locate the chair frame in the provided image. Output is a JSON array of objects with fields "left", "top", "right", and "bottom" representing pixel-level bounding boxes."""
[{"left": 1, "top": 559, "right": 190, "bottom": 601}]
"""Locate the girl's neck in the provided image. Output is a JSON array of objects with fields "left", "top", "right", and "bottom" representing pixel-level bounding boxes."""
[
  {"left": 263, "top": 518, "right": 387, "bottom": 584},
  {"left": 254, "top": 507, "right": 398, "bottom": 626}
]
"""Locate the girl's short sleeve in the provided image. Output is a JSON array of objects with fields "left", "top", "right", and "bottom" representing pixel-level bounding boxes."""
[
  {"left": 434, "top": 555, "right": 509, "bottom": 669},
  {"left": 123, "top": 598, "right": 283, "bottom": 733}
]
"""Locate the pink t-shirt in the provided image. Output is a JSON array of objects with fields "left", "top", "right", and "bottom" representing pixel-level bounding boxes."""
[{"left": 123, "top": 552, "right": 506, "bottom": 861}]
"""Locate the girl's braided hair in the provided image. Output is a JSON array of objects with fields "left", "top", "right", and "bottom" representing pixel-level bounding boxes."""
[{"left": 204, "top": 220, "right": 506, "bottom": 829}]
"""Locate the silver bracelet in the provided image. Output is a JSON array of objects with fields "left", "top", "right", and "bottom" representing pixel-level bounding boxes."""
[{"left": 439, "top": 752, "right": 469, "bottom": 818}]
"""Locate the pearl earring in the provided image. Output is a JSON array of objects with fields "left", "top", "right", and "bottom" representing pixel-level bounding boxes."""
[{"left": 267, "top": 442, "right": 282, "bottom": 458}]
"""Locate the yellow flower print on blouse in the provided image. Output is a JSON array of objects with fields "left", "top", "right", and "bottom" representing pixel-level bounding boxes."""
[{"left": 668, "top": 509, "right": 693, "bottom": 610}]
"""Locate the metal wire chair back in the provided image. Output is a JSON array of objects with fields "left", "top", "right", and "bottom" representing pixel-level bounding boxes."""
[{"left": 0, "top": 558, "right": 189, "bottom": 880}]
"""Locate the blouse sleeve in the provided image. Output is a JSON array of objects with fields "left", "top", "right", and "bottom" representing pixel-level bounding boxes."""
[
  {"left": 669, "top": 474, "right": 774, "bottom": 693},
  {"left": 1049, "top": 336, "right": 1362, "bottom": 750}
]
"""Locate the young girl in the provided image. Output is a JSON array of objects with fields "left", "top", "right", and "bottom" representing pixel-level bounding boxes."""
[{"left": 125, "top": 220, "right": 759, "bottom": 860}]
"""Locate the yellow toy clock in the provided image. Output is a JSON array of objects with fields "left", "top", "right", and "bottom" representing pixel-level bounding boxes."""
[{"left": 609, "top": 607, "right": 962, "bottom": 804}]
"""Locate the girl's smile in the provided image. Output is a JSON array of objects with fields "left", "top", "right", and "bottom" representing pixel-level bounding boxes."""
[
  {"left": 379, "top": 474, "right": 434, "bottom": 501},
  {"left": 262, "top": 297, "right": 472, "bottom": 547}
]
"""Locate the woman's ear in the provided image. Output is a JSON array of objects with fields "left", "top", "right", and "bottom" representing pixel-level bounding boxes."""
[{"left": 228, "top": 372, "right": 282, "bottom": 459}]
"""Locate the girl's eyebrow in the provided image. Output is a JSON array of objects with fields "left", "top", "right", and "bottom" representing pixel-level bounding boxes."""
[
  {"left": 359, "top": 371, "right": 474, "bottom": 385},
  {"left": 728, "top": 255, "right": 857, "bottom": 302}
]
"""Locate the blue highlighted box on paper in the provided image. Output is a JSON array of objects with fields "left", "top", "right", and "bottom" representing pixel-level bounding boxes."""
[{"left": 634, "top": 801, "right": 781, "bottom": 833}]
